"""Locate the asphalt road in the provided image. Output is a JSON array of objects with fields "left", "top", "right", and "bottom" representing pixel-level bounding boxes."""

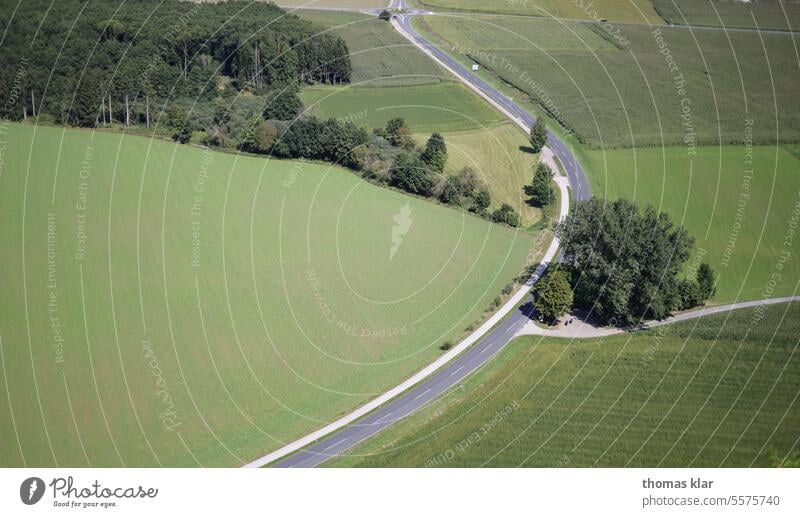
[
  {"left": 274, "top": 299, "right": 538, "bottom": 467},
  {"left": 273, "top": 1, "right": 592, "bottom": 468}
]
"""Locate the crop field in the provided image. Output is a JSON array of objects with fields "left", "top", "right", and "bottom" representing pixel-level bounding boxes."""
[
  {"left": 330, "top": 302, "right": 800, "bottom": 467},
  {"left": 300, "top": 82, "right": 504, "bottom": 132},
  {"left": 652, "top": 0, "right": 800, "bottom": 30},
  {"left": 584, "top": 144, "right": 800, "bottom": 304},
  {"left": 297, "top": 9, "right": 446, "bottom": 86},
  {"left": 414, "top": 0, "right": 663, "bottom": 23},
  {"left": 424, "top": 124, "right": 542, "bottom": 227},
  {"left": 0, "top": 124, "right": 534, "bottom": 467},
  {"left": 416, "top": 14, "right": 800, "bottom": 147}
]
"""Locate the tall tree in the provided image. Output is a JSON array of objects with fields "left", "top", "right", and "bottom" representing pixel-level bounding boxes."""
[
  {"left": 421, "top": 132, "right": 447, "bottom": 173},
  {"left": 529, "top": 118, "right": 548, "bottom": 153},
  {"left": 534, "top": 269, "right": 574, "bottom": 322},
  {"left": 525, "top": 161, "right": 553, "bottom": 206},
  {"left": 697, "top": 263, "right": 716, "bottom": 302}
]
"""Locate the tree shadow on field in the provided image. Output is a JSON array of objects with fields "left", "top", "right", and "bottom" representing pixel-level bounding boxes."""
[{"left": 518, "top": 145, "right": 537, "bottom": 155}]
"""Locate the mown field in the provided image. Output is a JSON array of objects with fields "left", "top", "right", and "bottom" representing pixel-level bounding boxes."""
[
  {"left": 422, "top": 124, "right": 542, "bottom": 226},
  {"left": 300, "top": 82, "right": 504, "bottom": 132},
  {"left": 330, "top": 302, "right": 800, "bottom": 467},
  {"left": 652, "top": 0, "right": 800, "bottom": 30},
  {"left": 296, "top": 9, "right": 446, "bottom": 86},
  {"left": 416, "top": 14, "right": 800, "bottom": 147},
  {"left": 584, "top": 144, "right": 800, "bottom": 304},
  {"left": 414, "top": 0, "right": 662, "bottom": 23},
  {"left": 0, "top": 123, "right": 535, "bottom": 467}
]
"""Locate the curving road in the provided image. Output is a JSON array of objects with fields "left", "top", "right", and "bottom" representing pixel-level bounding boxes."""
[
  {"left": 254, "top": 1, "right": 797, "bottom": 469},
  {"left": 259, "top": 1, "right": 591, "bottom": 468}
]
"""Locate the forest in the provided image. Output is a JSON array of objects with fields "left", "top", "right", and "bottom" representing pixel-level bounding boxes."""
[{"left": 0, "top": 0, "right": 351, "bottom": 127}]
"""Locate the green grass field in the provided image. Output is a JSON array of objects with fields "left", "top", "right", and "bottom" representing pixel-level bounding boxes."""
[
  {"left": 652, "top": 0, "right": 800, "bottom": 30},
  {"left": 296, "top": 9, "right": 446, "bottom": 86},
  {"left": 414, "top": 0, "right": 662, "bottom": 23},
  {"left": 300, "top": 82, "right": 504, "bottom": 132},
  {"left": 0, "top": 123, "right": 535, "bottom": 467},
  {"left": 330, "top": 302, "right": 800, "bottom": 467},
  {"left": 416, "top": 14, "right": 800, "bottom": 147},
  {"left": 584, "top": 144, "right": 800, "bottom": 303}
]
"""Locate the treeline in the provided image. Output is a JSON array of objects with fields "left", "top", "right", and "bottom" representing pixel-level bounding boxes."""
[
  {"left": 241, "top": 114, "right": 519, "bottom": 227},
  {"left": 0, "top": 0, "right": 351, "bottom": 126}
]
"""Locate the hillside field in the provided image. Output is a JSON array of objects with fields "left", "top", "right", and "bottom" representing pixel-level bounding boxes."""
[
  {"left": 423, "top": 124, "right": 542, "bottom": 227},
  {"left": 330, "top": 302, "right": 800, "bottom": 467},
  {"left": 0, "top": 124, "right": 534, "bottom": 466},
  {"left": 300, "top": 82, "right": 504, "bottom": 132}
]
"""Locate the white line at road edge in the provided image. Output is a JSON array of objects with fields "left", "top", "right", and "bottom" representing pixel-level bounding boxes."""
[{"left": 241, "top": 14, "right": 571, "bottom": 469}]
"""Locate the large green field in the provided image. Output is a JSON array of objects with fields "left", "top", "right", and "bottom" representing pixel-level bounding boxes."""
[
  {"left": 584, "top": 144, "right": 800, "bottom": 303},
  {"left": 300, "top": 82, "right": 504, "bottom": 132},
  {"left": 414, "top": 0, "right": 663, "bottom": 23},
  {"left": 652, "top": 0, "right": 800, "bottom": 30},
  {"left": 330, "top": 302, "right": 800, "bottom": 467},
  {"left": 0, "top": 123, "right": 534, "bottom": 466},
  {"left": 296, "top": 9, "right": 446, "bottom": 86},
  {"left": 416, "top": 14, "right": 800, "bottom": 147}
]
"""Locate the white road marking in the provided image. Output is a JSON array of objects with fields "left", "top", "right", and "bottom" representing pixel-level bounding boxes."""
[
  {"left": 414, "top": 388, "right": 432, "bottom": 401},
  {"left": 323, "top": 438, "right": 347, "bottom": 452},
  {"left": 375, "top": 412, "right": 393, "bottom": 424},
  {"left": 450, "top": 366, "right": 464, "bottom": 377}
]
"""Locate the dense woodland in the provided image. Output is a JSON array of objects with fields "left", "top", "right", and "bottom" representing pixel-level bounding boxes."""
[{"left": 0, "top": 0, "right": 350, "bottom": 126}]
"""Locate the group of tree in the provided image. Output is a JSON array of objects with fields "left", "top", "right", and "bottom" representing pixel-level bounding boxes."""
[
  {"left": 240, "top": 115, "right": 369, "bottom": 170},
  {"left": 379, "top": 118, "right": 517, "bottom": 226},
  {"left": 0, "top": 0, "right": 351, "bottom": 128},
  {"left": 553, "top": 198, "right": 716, "bottom": 325}
]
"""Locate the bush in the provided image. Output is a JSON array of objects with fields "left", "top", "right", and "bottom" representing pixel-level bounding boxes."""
[
  {"left": 677, "top": 279, "right": 702, "bottom": 310},
  {"left": 439, "top": 341, "right": 453, "bottom": 351},
  {"left": 378, "top": 9, "right": 392, "bottom": 20},
  {"left": 390, "top": 152, "right": 434, "bottom": 196},
  {"left": 491, "top": 203, "right": 520, "bottom": 227},
  {"left": 263, "top": 88, "right": 303, "bottom": 121}
]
